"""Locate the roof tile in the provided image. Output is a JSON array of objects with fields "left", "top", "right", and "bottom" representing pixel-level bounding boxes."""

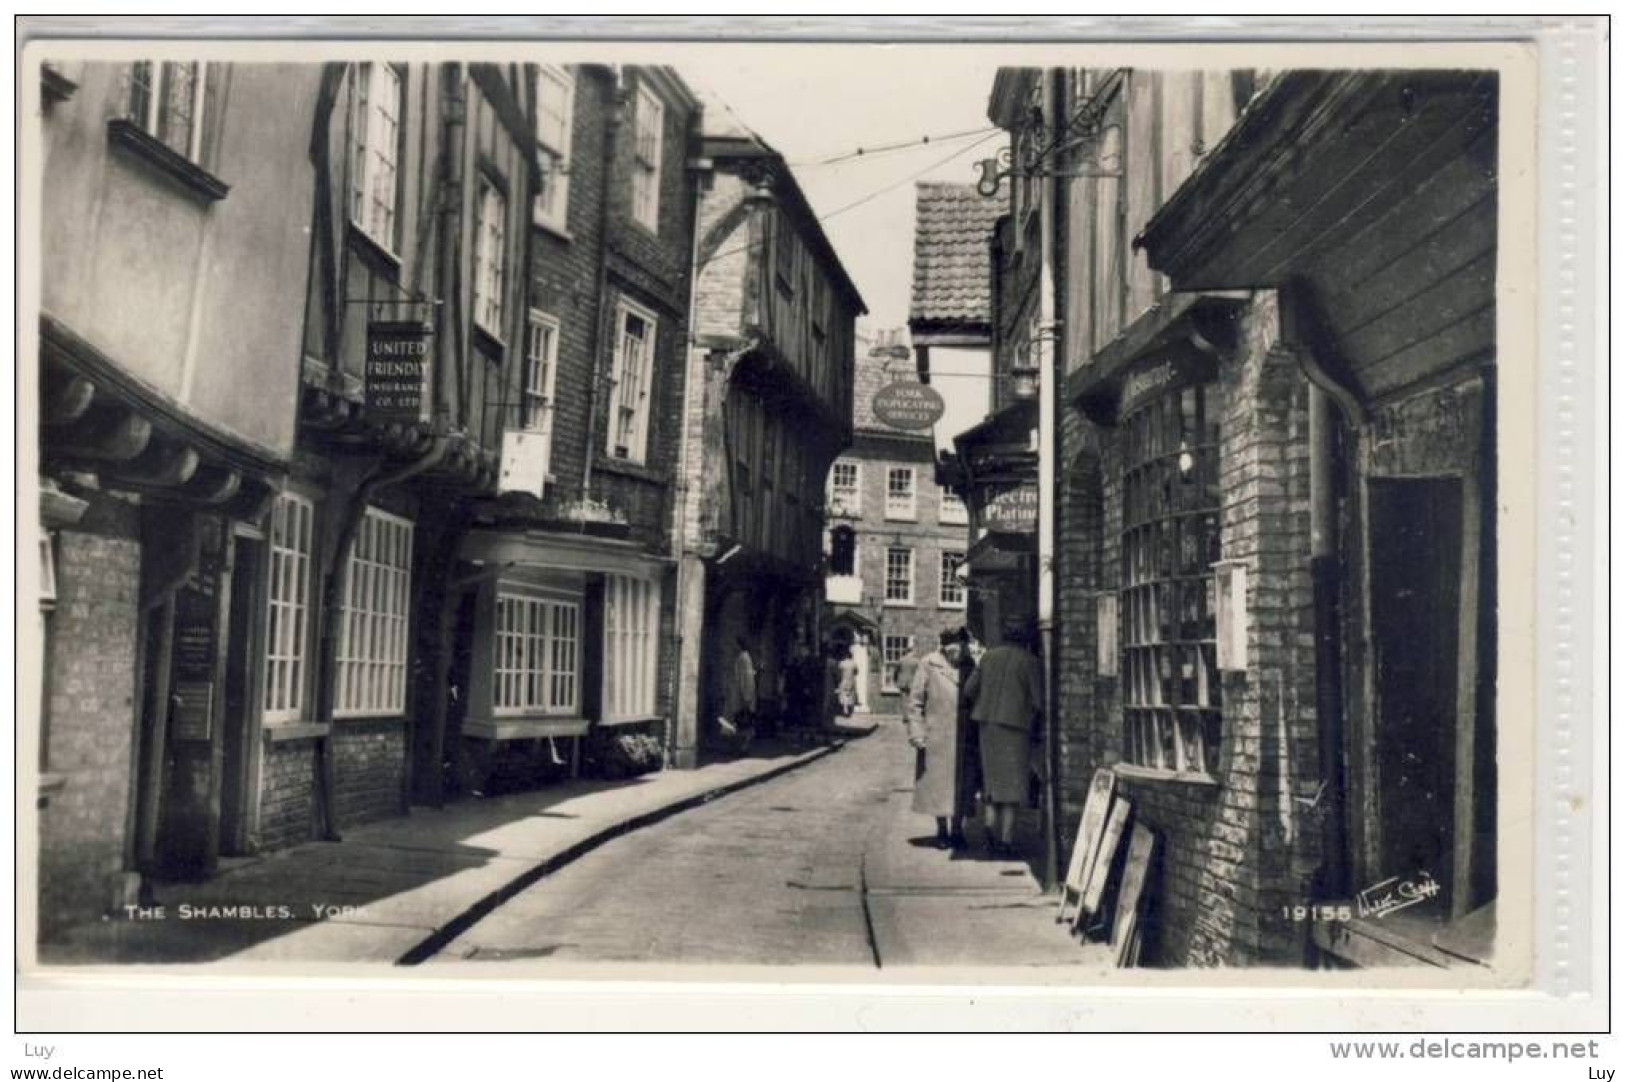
[{"left": 908, "top": 181, "right": 1002, "bottom": 330}]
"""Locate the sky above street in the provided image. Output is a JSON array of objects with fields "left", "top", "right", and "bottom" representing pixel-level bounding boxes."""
[{"left": 682, "top": 47, "right": 1005, "bottom": 448}]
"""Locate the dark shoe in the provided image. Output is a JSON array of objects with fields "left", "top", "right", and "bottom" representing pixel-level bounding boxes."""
[{"left": 948, "top": 832, "right": 968, "bottom": 851}]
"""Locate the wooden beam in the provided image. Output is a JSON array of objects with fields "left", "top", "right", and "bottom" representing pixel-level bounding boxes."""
[
  {"left": 42, "top": 374, "right": 95, "bottom": 425},
  {"left": 109, "top": 442, "right": 201, "bottom": 488},
  {"left": 48, "top": 405, "right": 152, "bottom": 462}
]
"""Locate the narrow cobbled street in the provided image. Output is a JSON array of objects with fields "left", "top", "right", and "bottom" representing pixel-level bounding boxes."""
[{"left": 430, "top": 722, "right": 1097, "bottom": 969}]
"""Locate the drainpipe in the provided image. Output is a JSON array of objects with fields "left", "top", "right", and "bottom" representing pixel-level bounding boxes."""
[
  {"left": 581, "top": 67, "right": 625, "bottom": 498},
  {"left": 1280, "top": 275, "right": 1364, "bottom": 908},
  {"left": 311, "top": 432, "right": 450, "bottom": 840},
  {"left": 1036, "top": 68, "right": 1062, "bottom": 891},
  {"left": 1308, "top": 384, "right": 1348, "bottom": 901}
]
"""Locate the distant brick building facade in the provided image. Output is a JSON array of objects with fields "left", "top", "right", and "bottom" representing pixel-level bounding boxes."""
[{"left": 824, "top": 331, "right": 973, "bottom": 713}]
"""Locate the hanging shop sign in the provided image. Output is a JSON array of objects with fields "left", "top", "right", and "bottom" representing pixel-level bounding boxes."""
[
  {"left": 982, "top": 482, "right": 1039, "bottom": 534},
  {"left": 871, "top": 380, "right": 946, "bottom": 431},
  {"left": 365, "top": 320, "right": 432, "bottom": 421}
]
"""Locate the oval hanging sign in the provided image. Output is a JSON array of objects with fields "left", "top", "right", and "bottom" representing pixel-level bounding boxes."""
[{"left": 871, "top": 381, "right": 946, "bottom": 431}]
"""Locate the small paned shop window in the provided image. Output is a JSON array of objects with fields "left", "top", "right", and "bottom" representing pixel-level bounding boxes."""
[
  {"left": 493, "top": 593, "right": 581, "bottom": 716},
  {"left": 603, "top": 576, "right": 659, "bottom": 721},
  {"left": 263, "top": 493, "right": 316, "bottom": 722},
  {"left": 125, "top": 61, "right": 212, "bottom": 163},
  {"left": 335, "top": 508, "right": 414, "bottom": 718},
  {"left": 1119, "top": 379, "right": 1223, "bottom": 776}
]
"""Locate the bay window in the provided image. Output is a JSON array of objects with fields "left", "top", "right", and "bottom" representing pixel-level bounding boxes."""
[
  {"left": 604, "top": 575, "right": 660, "bottom": 721},
  {"left": 493, "top": 592, "right": 581, "bottom": 716},
  {"left": 1120, "top": 379, "right": 1222, "bottom": 776}
]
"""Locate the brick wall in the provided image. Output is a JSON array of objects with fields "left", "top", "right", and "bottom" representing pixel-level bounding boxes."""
[
  {"left": 1051, "top": 292, "right": 1322, "bottom": 966},
  {"left": 332, "top": 719, "right": 408, "bottom": 827},
  {"left": 38, "top": 505, "right": 142, "bottom": 937},
  {"left": 530, "top": 67, "right": 613, "bottom": 509},
  {"left": 257, "top": 739, "right": 317, "bottom": 851}
]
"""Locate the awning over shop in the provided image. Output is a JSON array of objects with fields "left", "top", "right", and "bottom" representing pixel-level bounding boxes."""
[
  {"left": 1136, "top": 70, "right": 1498, "bottom": 406},
  {"left": 951, "top": 396, "right": 1038, "bottom": 484},
  {"left": 966, "top": 528, "right": 1034, "bottom": 574},
  {"left": 460, "top": 527, "right": 670, "bottom": 581},
  {"left": 1067, "top": 293, "right": 1244, "bottom": 425}
]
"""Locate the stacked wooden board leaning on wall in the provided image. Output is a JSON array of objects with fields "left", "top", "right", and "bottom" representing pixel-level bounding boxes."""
[{"left": 1057, "top": 768, "right": 1159, "bottom": 966}]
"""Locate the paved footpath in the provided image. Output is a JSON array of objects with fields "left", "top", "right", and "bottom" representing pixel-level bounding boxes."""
[
  {"left": 39, "top": 730, "right": 862, "bottom": 967},
  {"left": 40, "top": 719, "right": 1109, "bottom": 973},
  {"left": 430, "top": 720, "right": 1110, "bottom": 973}
]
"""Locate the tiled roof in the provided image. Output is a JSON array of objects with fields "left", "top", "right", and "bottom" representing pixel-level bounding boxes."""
[{"left": 909, "top": 182, "right": 1002, "bottom": 331}]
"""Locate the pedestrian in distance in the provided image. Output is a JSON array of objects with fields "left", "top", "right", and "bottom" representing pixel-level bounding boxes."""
[
  {"left": 836, "top": 642, "right": 860, "bottom": 718},
  {"left": 719, "top": 636, "right": 758, "bottom": 750},
  {"left": 907, "top": 628, "right": 969, "bottom": 850},
  {"left": 964, "top": 616, "right": 1044, "bottom": 859}
]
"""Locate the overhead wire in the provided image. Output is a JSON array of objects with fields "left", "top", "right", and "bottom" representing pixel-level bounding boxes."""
[
  {"left": 701, "top": 127, "right": 1007, "bottom": 269},
  {"left": 791, "top": 125, "right": 1002, "bottom": 168}
]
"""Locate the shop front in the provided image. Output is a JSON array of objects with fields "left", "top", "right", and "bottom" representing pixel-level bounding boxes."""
[
  {"left": 451, "top": 525, "right": 670, "bottom": 794},
  {"left": 1138, "top": 69, "right": 1502, "bottom": 966}
]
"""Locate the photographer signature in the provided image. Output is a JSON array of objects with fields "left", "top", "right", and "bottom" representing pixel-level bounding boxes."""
[{"left": 1356, "top": 871, "right": 1441, "bottom": 918}]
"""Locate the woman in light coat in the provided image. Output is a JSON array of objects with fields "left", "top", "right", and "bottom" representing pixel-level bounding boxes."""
[{"left": 907, "top": 629, "right": 968, "bottom": 848}]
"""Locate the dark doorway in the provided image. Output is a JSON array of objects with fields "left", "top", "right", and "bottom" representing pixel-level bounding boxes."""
[
  {"left": 219, "top": 535, "right": 262, "bottom": 855},
  {"left": 1368, "top": 478, "right": 1463, "bottom": 913}
]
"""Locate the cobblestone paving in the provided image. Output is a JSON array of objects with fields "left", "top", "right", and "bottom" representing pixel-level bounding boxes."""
[{"left": 433, "top": 721, "right": 1105, "bottom": 970}]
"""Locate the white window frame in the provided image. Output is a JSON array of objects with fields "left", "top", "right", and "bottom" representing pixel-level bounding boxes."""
[
  {"left": 939, "top": 483, "right": 970, "bottom": 525},
  {"left": 883, "top": 546, "right": 915, "bottom": 606},
  {"left": 939, "top": 550, "right": 968, "bottom": 610},
  {"left": 347, "top": 62, "right": 403, "bottom": 253},
  {"left": 885, "top": 467, "right": 917, "bottom": 521},
  {"left": 521, "top": 310, "right": 561, "bottom": 472},
  {"left": 334, "top": 507, "right": 414, "bottom": 719},
  {"left": 829, "top": 460, "right": 861, "bottom": 517},
  {"left": 263, "top": 493, "right": 316, "bottom": 723},
  {"left": 473, "top": 173, "right": 508, "bottom": 339},
  {"left": 881, "top": 634, "right": 915, "bottom": 693},
  {"left": 533, "top": 65, "right": 574, "bottom": 232},
  {"left": 606, "top": 297, "right": 658, "bottom": 464},
  {"left": 631, "top": 83, "right": 664, "bottom": 232},
  {"left": 127, "top": 61, "right": 209, "bottom": 163},
  {"left": 493, "top": 591, "right": 581, "bottom": 717},
  {"left": 604, "top": 575, "right": 661, "bottom": 722}
]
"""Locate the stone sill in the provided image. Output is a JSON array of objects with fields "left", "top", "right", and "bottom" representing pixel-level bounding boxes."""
[
  {"left": 263, "top": 722, "right": 331, "bottom": 744},
  {"left": 107, "top": 119, "right": 229, "bottom": 203},
  {"left": 595, "top": 714, "right": 664, "bottom": 729},
  {"left": 534, "top": 218, "right": 574, "bottom": 244},
  {"left": 1111, "top": 762, "right": 1221, "bottom": 788},
  {"left": 595, "top": 454, "right": 664, "bottom": 485}
]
